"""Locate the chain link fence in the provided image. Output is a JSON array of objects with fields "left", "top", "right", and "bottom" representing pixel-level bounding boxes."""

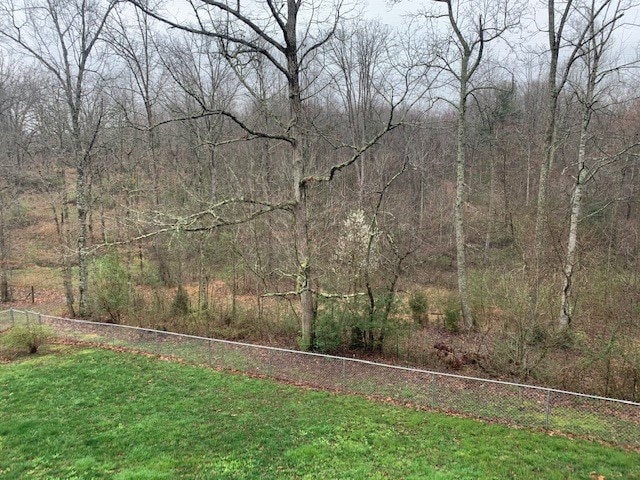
[{"left": 1, "top": 308, "right": 638, "bottom": 449}]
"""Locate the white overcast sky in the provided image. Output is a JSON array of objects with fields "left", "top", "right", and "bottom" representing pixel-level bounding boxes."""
[
  {"left": 362, "top": 0, "right": 640, "bottom": 61},
  {"left": 157, "top": 0, "right": 639, "bottom": 63}
]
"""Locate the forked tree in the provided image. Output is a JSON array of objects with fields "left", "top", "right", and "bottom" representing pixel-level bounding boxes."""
[
  {"left": 425, "top": 0, "right": 524, "bottom": 328},
  {"left": 528, "top": 0, "right": 620, "bottom": 321},
  {"left": 558, "top": 0, "right": 637, "bottom": 329}
]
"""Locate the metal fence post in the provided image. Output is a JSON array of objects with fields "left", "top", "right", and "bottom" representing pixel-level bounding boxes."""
[
  {"left": 342, "top": 358, "right": 346, "bottom": 391},
  {"left": 38, "top": 313, "right": 42, "bottom": 325},
  {"left": 267, "top": 349, "right": 273, "bottom": 377},
  {"left": 430, "top": 372, "right": 437, "bottom": 407},
  {"left": 10, "top": 308, "right": 14, "bottom": 326},
  {"left": 72, "top": 318, "right": 78, "bottom": 341},
  {"left": 545, "top": 389, "right": 551, "bottom": 429},
  {"left": 208, "top": 339, "right": 213, "bottom": 366}
]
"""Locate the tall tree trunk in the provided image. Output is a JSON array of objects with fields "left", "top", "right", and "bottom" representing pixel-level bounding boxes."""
[
  {"left": 146, "top": 105, "right": 160, "bottom": 208},
  {"left": 531, "top": 0, "right": 564, "bottom": 325},
  {"left": 286, "top": 0, "right": 315, "bottom": 350},
  {"left": 0, "top": 207, "right": 9, "bottom": 302},
  {"left": 438, "top": 0, "right": 502, "bottom": 330},
  {"left": 61, "top": 195, "right": 77, "bottom": 318},
  {"left": 559, "top": 8, "right": 604, "bottom": 329},
  {"left": 76, "top": 150, "right": 90, "bottom": 318},
  {"left": 559, "top": 125, "right": 586, "bottom": 328},
  {"left": 455, "top": 59, "right": 473, "bottom": 329},
  {"left": 198, "top": 239, "right": 209, "bottom": 311},
  {"left": 292, "top": 125, "right": 315, "bottom": 349},
  {"left": 52, "top": 169, "right": 76, "bottom": 317},
  {"left": 533, "top": 82, "right": 559, "bottom": 263},
  {"left": 209, "top": 143, "right": 217, "bottom": 202},
  {"left": 484, "top": 150, "right": 497, "bottom": 262},
  {"left": 294, "top": 191, "right": 315, "bottom": 350},
  {"left": 525, "top": 145, "right": 532, "bottom": 206}
]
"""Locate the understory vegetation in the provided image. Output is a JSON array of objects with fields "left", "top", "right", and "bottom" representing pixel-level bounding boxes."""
[{"left": 77, "top": 250, "right": 639, "bottom": 401}]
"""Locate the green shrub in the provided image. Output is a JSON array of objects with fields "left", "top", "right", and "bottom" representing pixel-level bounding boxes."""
[
  {"left": 7, "top": 201, "right": 31, "bottom": 228},
  {"left": 408, "top": 291, "right": 429, "bottom": 325},
  {"left": 313, "top": 309, "right": 344, "bottom": 354},
  {"left": 552, "top": 327, "right": 586, "bottom": 350},
  {"left": 444, "top": 302, "right": 461, "bottom": 333},
  {"left": 171, "top": 285, "right": 191, "bottom": 316},
  {"left": 91, "top": 252, "right": 130, "bottom": 323},
  {"left": 528, "top": 323, "right": 549, "bottom": 347},
  {"left": 131, "top": 258, "right": 164, "bottom": 287},
  {"left": 344, "top": 293, "right": 398, "bottom": 352},
  {"left": 1, "top": 324, "right": 55, "bottom": 354}
]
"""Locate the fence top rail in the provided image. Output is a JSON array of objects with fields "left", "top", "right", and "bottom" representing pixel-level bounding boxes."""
[{"left": 9, "top": 308, "right": 640, "bottom": 408}]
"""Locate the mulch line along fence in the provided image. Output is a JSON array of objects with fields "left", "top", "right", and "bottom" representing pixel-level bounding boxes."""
[{"left": 2, "top": 308, "right": 639, "bottom": 449}]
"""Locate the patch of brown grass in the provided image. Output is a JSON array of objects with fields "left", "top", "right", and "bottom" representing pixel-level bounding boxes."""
[{"left": 12, "top": 266, "right": 64, "bottom": 290}]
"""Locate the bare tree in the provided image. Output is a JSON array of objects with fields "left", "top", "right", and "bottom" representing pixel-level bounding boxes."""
[
  {"left": 558, "top": 0, "right": 635, "bottom": 329},
  {"left": 106, "top": 3, "right": 165, "bottom": 206},
  {"left": 535, "top": 0, "right": 580, "bottom": 263},
  {"left": 521, "top": 0, "right": 640, "bottom": 331},
  {"left": 328, "top": 20, "right": 391, "bottom": 205},
  {"left": 427, "top": 0, "right": 523, "bottom": 328},
  {"left": 0, "top": 62, "right": 17, "bottom": 301},
  {"left": 160, "top": 33, "right": 237, "bottom": 202},
  {"left": 0, "top": 59, "right": 40, "bottom": 302},
  {"left": 0, "top": 0, "right": 116, "bottom": 317},
  {"left": 160, "top": 32, "right": 241, "bottom": 307}
]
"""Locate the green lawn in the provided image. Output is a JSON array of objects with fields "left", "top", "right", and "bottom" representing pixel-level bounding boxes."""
[{"left": 1, "top": 347, "right": 638, "bottom": 479}]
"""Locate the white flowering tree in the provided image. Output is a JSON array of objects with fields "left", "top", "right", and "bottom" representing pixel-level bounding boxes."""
[
  {"left": 335, "top": 209, "right": 380, "bottom": 294},
  {"left": 324, "top": 163, "right": 412, "bottom": 352}
]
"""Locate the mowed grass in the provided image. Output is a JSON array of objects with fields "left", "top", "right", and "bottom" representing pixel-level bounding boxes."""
[{"left": 1, "top": 348, "right": 638, "bottom": 480}]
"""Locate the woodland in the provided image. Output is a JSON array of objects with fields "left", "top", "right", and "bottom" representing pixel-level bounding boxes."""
[{"left": 1, "top": 0, "right": 640, "bottom": 401}]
